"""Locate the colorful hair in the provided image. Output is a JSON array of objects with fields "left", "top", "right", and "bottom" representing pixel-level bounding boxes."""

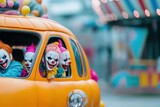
[
  {"left": 58, "top": 39, "right": 67, "bottom": 52},
  {"left": 46, "top": 43, "right": 60, "bottom": 54},
  {"left": 0, "top": 40, "right": 12, "bottom": 54},
  {"left": 25, "top": 43, "right": 36, "bottom": 53}
]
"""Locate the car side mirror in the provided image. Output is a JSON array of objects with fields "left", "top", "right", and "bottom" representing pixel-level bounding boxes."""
[{"left": 90, "top": 68, "right": 98, "bottom": 82}]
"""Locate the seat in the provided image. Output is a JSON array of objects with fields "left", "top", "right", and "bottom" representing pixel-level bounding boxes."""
[{"left": 12, "top": 49, "right": 24, "bottom": 63}]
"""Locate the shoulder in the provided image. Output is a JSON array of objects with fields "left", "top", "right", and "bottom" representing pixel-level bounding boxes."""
[
  {"left": 57, "top": 67, "right": 65, "bottom": 73},
  {"left": 10, "top": 60, "right": 23, "bottom": 68},
  {"left": 21, "top": 69, "right": 28, "bottom": 77},
  {"left": 58, "top": 67, "right": 64, "bottom": 71},
  {"left": 21, "top": 69, "right": 27, "bottom": 73},
  {"left": 11, "top": 60, "right": 22, "bottom": 66}
]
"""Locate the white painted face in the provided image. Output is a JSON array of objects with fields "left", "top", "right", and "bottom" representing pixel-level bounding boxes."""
[
  {"left": 24, "top": 52, "right": 35, "bottom": 72},
  {"left": 60, "top": 51, "right": 71, "bottom": 71},
  {"left": 45, "top": 51, "right": 59, "bottom": 71},
  {"left": 0, "top": 49, "right": 11, "bottom": 69}
]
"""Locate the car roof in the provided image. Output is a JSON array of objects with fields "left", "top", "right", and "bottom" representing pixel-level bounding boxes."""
[{"left": 0, "top": 14, "right": 76, "bottom": 38}]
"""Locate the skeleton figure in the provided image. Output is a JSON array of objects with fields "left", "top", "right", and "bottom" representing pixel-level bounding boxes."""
[
  {"left": 43, "top": 43, "right": 64, "bottom": 79},
  {"left": 21, "top": 43, "right": 36, "bottom": 77},
  {"left": 58, "top": 39, "right": 71, "bottom": 73},
  {"left": 0, "top": 41, "right": 22, "bottom": 77}
]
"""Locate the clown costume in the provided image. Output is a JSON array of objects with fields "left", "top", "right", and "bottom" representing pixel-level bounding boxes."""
[
  {"left": 58, "top": 39, "right": 71, "bottom": 76},
  {"left": 43, "top": 43, "right": 64, "bottom": 80},
  {"left": 0, "top": 41, "right": 23, "bottom": 77}
]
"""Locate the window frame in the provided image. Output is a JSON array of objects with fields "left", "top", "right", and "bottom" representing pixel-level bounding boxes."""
[
  {"left": 69, "top": 38, "right": 83, "bottom": 77},
  {"left": 39, "top": 35, "right": 72, "bottom": 79},
  {"left": 77, "top": 43, "right": 87, "bottom": 77},
  {"left": 0, "top": 29, "right": 42, "bottom": 79}
]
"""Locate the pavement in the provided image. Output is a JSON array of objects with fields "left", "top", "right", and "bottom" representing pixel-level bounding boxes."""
[{"left": 98, "top": 79, "right": 160, "bottom": 107}]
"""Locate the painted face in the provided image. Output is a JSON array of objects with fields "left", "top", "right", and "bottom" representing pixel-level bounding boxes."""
[
  {"left": 0, "top": 49, "right": 11, "bottom": 69},
  {"left": 24, "top": 52, "right": 35, "bottom": 72},
  {"left": 45, "top": 51, "right": 59, "bottom": 71},
  {"left": 60, "top": 51, "right": 71, "bottom": 71}
]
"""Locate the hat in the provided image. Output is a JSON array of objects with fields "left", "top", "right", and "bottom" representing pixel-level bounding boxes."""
[
  {"left": 25, "top": 43, "right": 36, "bottom": 53},
  {"left": 0, "top": 40, "right": 12, "bottom": 54}
]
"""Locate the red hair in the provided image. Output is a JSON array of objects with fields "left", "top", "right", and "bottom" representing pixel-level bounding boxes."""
[{"left": 0, "top": 41, "right": 12, "bottom": 54}]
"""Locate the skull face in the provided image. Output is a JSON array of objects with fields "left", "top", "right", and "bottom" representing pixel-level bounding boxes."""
[
  {"left": 24, "top": 52, "right": 35, "bottom": 72},
  {"left": 0, "top": 49, "right": 11, "bottom": 69},
  {"left": 60, "top": 51, "right": 71, "bottom": 71},
  {"left": 45, "top": 51, "right": 59, "bottom": 71}
]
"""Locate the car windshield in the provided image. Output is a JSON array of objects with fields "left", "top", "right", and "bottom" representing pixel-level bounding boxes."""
[{"left": 0, "top": 29, "right": 41, "bottom": 78}]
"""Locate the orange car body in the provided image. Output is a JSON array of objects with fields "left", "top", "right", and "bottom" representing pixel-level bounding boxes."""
[{"left": 0, "top": 14, "right": 101, "bottom": 107}]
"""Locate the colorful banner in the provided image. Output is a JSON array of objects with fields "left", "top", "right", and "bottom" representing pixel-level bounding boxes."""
[
  {"left": 127, "top": 27, "right": 148, "bottom": 59},
  {"left": 99, "top": 0, "right": 160, "bottom": 20}
]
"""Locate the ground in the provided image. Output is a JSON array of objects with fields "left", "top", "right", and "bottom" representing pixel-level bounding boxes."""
[{"left": 99, "top": 79, "right": 160, "bottom": 107}]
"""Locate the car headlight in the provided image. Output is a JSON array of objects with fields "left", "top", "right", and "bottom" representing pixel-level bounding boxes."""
[
  {"left": 68, "top": 89, "right": 88, "bottom": 107},
  {"left": 69, "top": 93, "right": 83, "bottom": 107}
]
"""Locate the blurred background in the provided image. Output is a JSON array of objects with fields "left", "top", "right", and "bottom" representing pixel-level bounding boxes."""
[
  {"left": 1, "top": 0, "right": 160, "bottom": 107},
  {"left": 46, "top": 1, "right": 160, "bottom": 107},
  {"left": 46, "top": 0, "right": 160, "bottom": 107}
]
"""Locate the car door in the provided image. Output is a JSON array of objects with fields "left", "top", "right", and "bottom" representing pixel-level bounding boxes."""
[
  {"left": 69, "top": 38, "right": 100, "bottom": 107},
  {"left": 0, "top": 29, "right": 39, "bottom": 107},
  {"left": 0, "top": 78, "right": 37, "bottom": 107},
  {"left": 35, "top": 33, "right": 94, "bottom": 107}
]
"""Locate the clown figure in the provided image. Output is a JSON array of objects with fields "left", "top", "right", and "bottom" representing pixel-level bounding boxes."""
[
  {"left": 21, "top": 43, "right": 36, "bottom": 77},
  {"left": 0, "top": 41, "right": 23, "bottom": 77},
  {"left": 58, "top": 39, "right": 71, "bottom": 76},
  {"left": 43, "top": 43, "right": 64, "bottom": 80}
]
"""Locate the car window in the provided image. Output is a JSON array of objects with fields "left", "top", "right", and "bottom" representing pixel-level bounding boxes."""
[
  {"left": 70, "top": 39, "right": 83, "bottom": 77},
  {"left": 40, "top": 36, "right": 71, "bottom": 79},
  {"left": 77, "top": 43, "right": 87, "bottom": 76},
  {"left": 0, "top": 30, "right": 40, "bottom": 78}
]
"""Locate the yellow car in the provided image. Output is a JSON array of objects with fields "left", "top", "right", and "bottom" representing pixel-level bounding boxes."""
[{"left": 0, "top": 14, "right": 103, "bottom": 107}]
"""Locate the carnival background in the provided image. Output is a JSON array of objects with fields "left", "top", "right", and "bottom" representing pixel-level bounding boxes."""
[{"left": 0, "top": 0, "right": 160, "bottom": 107}]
